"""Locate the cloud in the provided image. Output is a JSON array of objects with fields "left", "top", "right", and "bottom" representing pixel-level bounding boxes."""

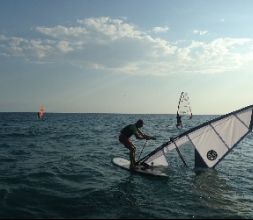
[
  {"left": 57, "top": 41, "right": 74, "bottom": 53},
  {"left": 36, "top": 17, "right": 144, "bottom": 42},
  {"left": 193, "top": 30, "right": 208, "bottom": 36},
  {"left": 35, "top": 25, "right": 89, "bottom": 42},
  {"left": 152, "top": 26, "right": 170, "bottom": 33},
  {"left": 176, "top": 38, "right": 253, "bottom": 74},
  {"left": 1, "top": 17, "right": 253, "bottom": 75},
  {"left": 0, "top": 36, "right": 54, "bottom": 58}
]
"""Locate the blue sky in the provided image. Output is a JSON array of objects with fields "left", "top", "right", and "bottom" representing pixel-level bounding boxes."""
[{"left": 1, "top": 0, "right": 253, "bottom": 114}]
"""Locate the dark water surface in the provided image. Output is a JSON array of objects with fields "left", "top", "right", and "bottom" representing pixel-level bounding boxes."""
[{"left": 0, "top": 112, "right": 252, "bottom": 219}]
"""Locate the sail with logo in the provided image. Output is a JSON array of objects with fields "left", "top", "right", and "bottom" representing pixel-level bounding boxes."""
[{"left": 138, "top": 105, "right": 253, "bottom": 169}]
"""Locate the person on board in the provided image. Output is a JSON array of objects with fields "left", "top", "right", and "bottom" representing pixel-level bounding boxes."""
[
  {"left": 176, "top": 111, "right": 183, "bottom": 128},
  {"left": 37, "top": 111, "right": 43, "bottom": 119},
  {"left": 189, "top": 112, "right": 193, "bottom": 120},
  {"left": 119, "top": 119, "right": 156, "bottom": 169}
]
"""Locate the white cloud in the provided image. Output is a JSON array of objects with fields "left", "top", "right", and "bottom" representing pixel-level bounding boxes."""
[
  {"left": 40, "top": 17, "right": 143, "bottom": 43},
  {"left": 36, "top": 25, "right": 88, "bottom": 39},
  {"left": 78, "top": 17, "right": 141, "bottom": 40},
  {"left": 193, "top": 30, "right": 208, "bottom": 36},
  {"left": 0, "top": 34, "right": 7, "bottom": 41},
  {"left": 152, "top": 26, "right": 170, "bottom": 33},
  {"left": 57, "top": 41, "right": 74, "bottom": 53},
  {"left": 1, "top": 17, "right": 253, "bottom": 76},
  {"left": 0, "top": 36, "right": 55, "bottom": 59},
  {"left": 176, "top": 38, "right": 253, "bottom": 74},
  {"left": 29, "top": 39, "right": 53, "bottom": 58}
]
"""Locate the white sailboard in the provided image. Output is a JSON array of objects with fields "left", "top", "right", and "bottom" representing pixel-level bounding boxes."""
[
  {"left": 112, "top": 157, "right": 168, "bottom": 177},
  {"left": 138, "top": 105, "right": 253, "bottom": 169}
]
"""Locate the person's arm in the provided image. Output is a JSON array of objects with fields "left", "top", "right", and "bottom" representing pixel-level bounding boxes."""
[
  {"left": 134, "top": 128, "right": 145, "bottom": 139},
  {"left": 135, "top": 128, "right": 156, "bottom": 140}
]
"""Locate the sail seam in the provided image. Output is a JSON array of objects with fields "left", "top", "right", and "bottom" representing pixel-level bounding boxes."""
[
  {"left": 172, "top": 140, "right": 188, "bottom": 167},
  {"left": 234, "top": 114, "right": 249, "bottom": 129},
  {"left": 213, "top": 130, "right": 250, "bottom": 168},
  {"left": 209, "top": 123, "right": 230, "bottom": 150},
  {"left": 186, "top": 134, "right": 197, "bottom": 149},
  {"left": 162, "top": 148, "right": 169, "bottom": 165}
]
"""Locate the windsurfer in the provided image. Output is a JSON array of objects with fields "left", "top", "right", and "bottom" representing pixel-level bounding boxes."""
[
  {"left": 176, "top": 111, "right": 183, "bottom": 128},
  {"left": 37, "top": 105, "right": 45, "bottom": 119},
  {"left": 119, "top": 119, "right": 156, "bottom": 169}
]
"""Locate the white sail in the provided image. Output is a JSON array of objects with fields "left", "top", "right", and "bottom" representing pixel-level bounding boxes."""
[
  {"left": 139, "top": 105, "right": 253, "bottom": 169},
  {"left": 177, "top": 92, "right": 192, "bottom": 119}
]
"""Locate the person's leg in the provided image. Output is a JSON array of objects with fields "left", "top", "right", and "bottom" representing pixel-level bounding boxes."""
[
  {"left": 119, "top": 134, "right": 136, "bottom": 168},
  {"left": 129, "top": 144, "right": 136, "bottom": 169}
]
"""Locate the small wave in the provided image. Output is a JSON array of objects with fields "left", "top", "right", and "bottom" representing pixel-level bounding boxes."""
[
  {"left": 10, "top": 149, "right": 30, "bottom": 156},
  {"left": 9, "top": 132, "right": 27, "bottom": 137},
  {"left": 0, "top": 157, "right": 16, "bottom": 162},
  {"left": 0, "top": 143, "right": 11, "bottom": 148},
  {"left": 3, "top": 132, "right": 38, "bottom": 138},
  {"left": 0, "top": 188, "right": 9, "bottom": 200},
  {"left": 27, "top": 171, "right": 57, "bottom": 179}
]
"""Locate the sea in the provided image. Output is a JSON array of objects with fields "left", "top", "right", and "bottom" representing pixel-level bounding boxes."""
[{"left": 0, "top": 112, "right": 253, "bottom": 219}]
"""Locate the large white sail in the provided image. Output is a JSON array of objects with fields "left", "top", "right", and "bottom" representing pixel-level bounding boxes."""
[{"left": 138, "top": 105, "right": 253, "bottom": 169}]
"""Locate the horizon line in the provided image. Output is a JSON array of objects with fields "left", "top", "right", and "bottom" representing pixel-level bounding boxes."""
[{"left": 0, "top": 111, "right": 220, "bottom": 116}]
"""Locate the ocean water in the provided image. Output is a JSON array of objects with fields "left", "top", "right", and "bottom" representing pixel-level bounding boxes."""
[{"left": 0, "top": 112, "right": 253, "bottom": 219}]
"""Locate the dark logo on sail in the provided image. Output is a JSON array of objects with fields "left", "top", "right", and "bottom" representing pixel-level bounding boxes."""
[{"left": 207, "top": 150, "right": 218, "bottom": 161}]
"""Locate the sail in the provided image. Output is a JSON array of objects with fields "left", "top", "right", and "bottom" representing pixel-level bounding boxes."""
[
  {"left": 38, "top": 105, "right": 45, "bottom": 119},
  {"left": 138, "top": 105, "right": 253, "bottom": 169},
  {"left": 177, "top": 92, "right": 192, "bottom": 119}
]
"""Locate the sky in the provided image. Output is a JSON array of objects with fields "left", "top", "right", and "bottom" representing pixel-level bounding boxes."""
[{"left": 0, "top": 0, "right": 253, "bottom": 114}]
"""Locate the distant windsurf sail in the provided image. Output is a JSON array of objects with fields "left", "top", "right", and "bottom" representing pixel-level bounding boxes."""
[
  {"left": 38, "top": 105, "right": 45, "bottom": 119},
  {"left": 177, "top": 92, "right": 192, "bottom": 119},
  {"left": 138, "top": 105, "right": 253, "bottom": 169}
]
